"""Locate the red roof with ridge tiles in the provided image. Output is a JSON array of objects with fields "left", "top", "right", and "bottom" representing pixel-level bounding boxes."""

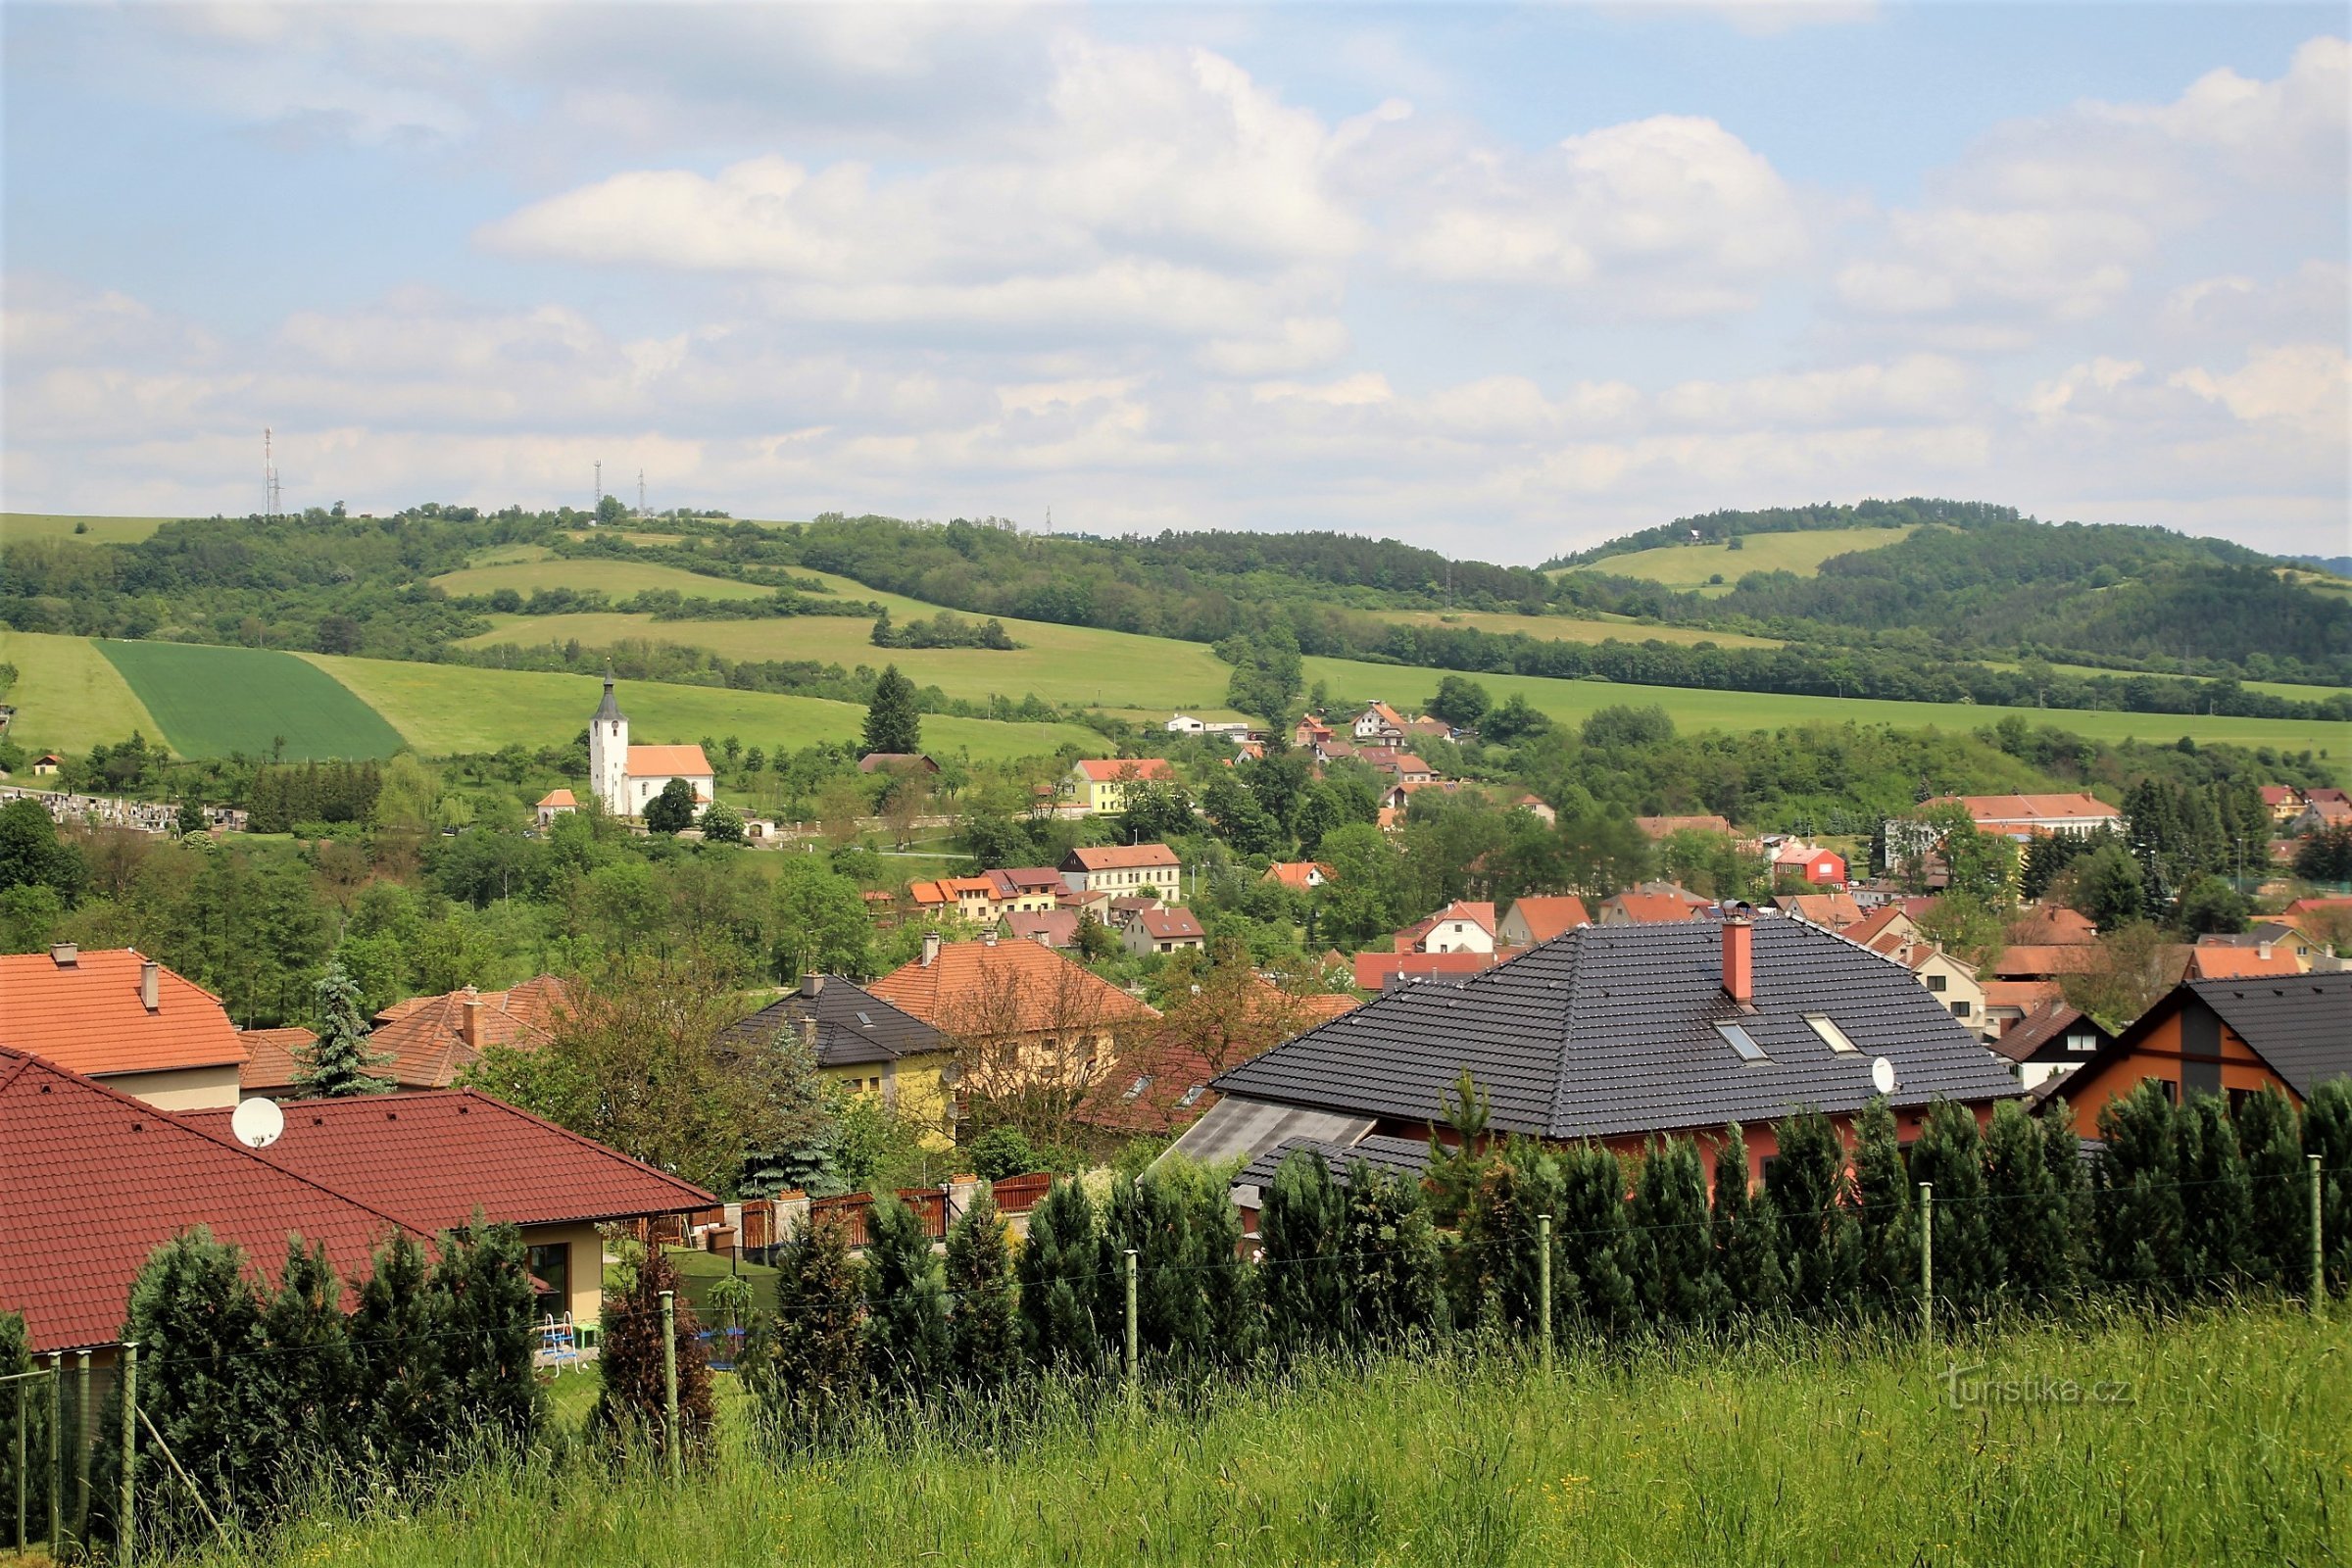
[{"left": 0, "top": 949, "right": 246, "bottom": 1077}]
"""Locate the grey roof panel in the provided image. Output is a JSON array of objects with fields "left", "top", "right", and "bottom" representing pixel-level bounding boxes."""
[
  {"left": 1211, "top": 920, "right": 2020, "bottom": 1141},
  {"left": 1158, "top": 1095, "right": 1374, "bottom": 1171},
  {"left": 2188, "top": 973, "right": 2352, "bottom": 1099},
  {"left": 1236, "top": 1133, "right": 1434, "bottom": 1192},
  {"left": 716, "top": 978, "right": 946, "bottom": 1069}
]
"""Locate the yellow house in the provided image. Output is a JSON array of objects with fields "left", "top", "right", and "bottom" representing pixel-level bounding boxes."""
[
  {"left": 1069, "top": 758, "right": 1176, "bottom": 815},
  {"left": 717, "top": 973, "right": 959, "bottom": 1148}
]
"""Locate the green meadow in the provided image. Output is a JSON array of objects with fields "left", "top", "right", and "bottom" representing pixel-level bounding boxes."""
[
  {"left": 304, "top": 655, "right": 1106, "bottom": 762},
  {"left": 189, "top": 1304, "right": 2347, "bottom": 1568},
  {"left": 431, "top": 558, "right": 782, "bottom": 602},
  {"left": 97, "top": 641, "right": 406, "bottom": 760},
  {"left": 1368, "top": 606, "right": 1784, "bottom": 649},
  {"left": 0, "top": 629, "right": 164, "bottom": 755},
  {"left": 1560, "top": 524, "right": 1924, "bottom": 593},
  {"left": 0, "top": 511, "right": 175, "bottom": 546}
]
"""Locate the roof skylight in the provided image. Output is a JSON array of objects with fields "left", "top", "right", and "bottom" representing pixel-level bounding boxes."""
[
  {"left": 1805, "top": 1014, "right": 1858, "bottom": 1054},
  {"left": 1716, "top": 1022, "right": 1767, "bottom": 1063}
]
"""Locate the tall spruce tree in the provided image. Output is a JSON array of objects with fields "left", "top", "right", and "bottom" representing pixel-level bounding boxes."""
[
  {"left": 1907, "top": 1100, "right": 1993, "bottom": 1320},
  {"left": 2176, "top": 1093, "right": 2253, "bottom": 1297},
  {"left": 2304, "top": 1077, "right": 2352, "bottom": 1292},
  {"left": 2093, "top": 1080, "right": 2184, "bottom": 1294},
  {"left": 1260, "top": 1150, "right": 1349, "bottom": 1348},
  {"left": 1104, "top": 1171, "right": 1217, "bottom": 1366},
  {"left": 944, "top": 1189, "right": 1020, "bottom": 1389},
  {"left": 432, "top": 1220, "right": 541, "bottom": 1444},
  {"left": 863, "top": 1195, "right": 951, "bottom": 1396},
  {"left": 595, "top": 1247, "right": 713, "bottom": 1461},
  {"left": 1632, "top": 1136, "right": 1725, "bottom": 1330},
  {"left": 255, "top": 1240, "right": 358, "bottom": 1491},
  {"left": 1849, "top": 1099, "right": 1916, "bottom": 1317},
  {"left": 1554, "top": 1142, "right": 1640, "bottom": 1341},
  {"left": 756, "top": 1218, "right": 866, "bottom": 1447},
  {"left": 1710, "top": 1124, "right": 1785, "bottom": 1320},
  {"left": 1765, "top": 1110, "right": 1859, "bottom": 1320},
  {"left": 295, "top": 957, "right": 392, "bottom": 1097},
  {"left": 1340, "top": 1161, "right": 1446, "bottom": 1345},
  {"left": 1016, "top": 1179, "right": 1105, "bottom": 1370},
  {"left": 1982, "top": 1101, "right": 2076, "bottom": 1303},
  {"left": 353, "top": 1231, "right": 453, "bottom": 1474},
  {"left": 2038, "top": 1096, "right": 2090, "bottom": 1270},
  {"left": 119, "top": 1228, "right": 270, "bottom": 1536},
  {"left": 863, "top": 664, "right": 922, "bottom": 756},
  {"left": 2234, "top": 1085, "right": 2310, "bottom": 1291}
]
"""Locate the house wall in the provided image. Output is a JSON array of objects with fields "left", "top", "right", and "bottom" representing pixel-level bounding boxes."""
[
  {"left": 820, "top": 1054, "right": 957, "bottom": 1149},
  {"left": 520, "top": 1220, "right": 609, "bottom": 1329},
  {"left": 99, "top": 1062, "right": 243, "bottom": 1111},
  {"left": 2061, "top": 1002, "right": 2295, "bottom": 1136},
  {"left": 1913, "top": 953, "right": 1987, "bottom": 1034},
  {"left": 627, "top": 771, "right": 714, "bottom": 810}
]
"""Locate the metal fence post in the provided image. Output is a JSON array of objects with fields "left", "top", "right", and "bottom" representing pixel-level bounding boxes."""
[
  {"left": 2313, "top": 1153, "right": 2327, "bottom": 1319},
  {"left": 1536, "top": 1214, "right": 1553, "bottom": 1371},
  {"left": 1123, "top": 1249, "right": 1140, "bottom": 1396},
  {"left": 119, "top": 1342, "right": 136, "bottom": 1568},
  {"left": 1919, "top": 1182, "right": 1935, "bottom": 1348},
  {"left": 658, "top": 1290, "right": 679, "bottom": 1482}
]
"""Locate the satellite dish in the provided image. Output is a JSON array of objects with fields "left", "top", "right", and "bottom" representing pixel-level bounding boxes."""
[
  {"left": 1870, "top": 1056, "right": 1896, "bottom": 1096},
  {"left": 231, "top": 1097, "right": 284, "bottom": 1150}
]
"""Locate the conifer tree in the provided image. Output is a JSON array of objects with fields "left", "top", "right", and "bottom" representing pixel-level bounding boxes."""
[
  {"left": 0, "top": 1309, "right": 51, "bottom": 1542},
  {"left": 863, "top": 664, "right": 922, "bottom": 756},
  {"left": 1848, "top": 1098, "right": 1916, "bottom": 1317},
  {"left": 1907, "top": 1100, "right": 1993, "bottom": 1319},
  {"left": 755, "top": 1217, "right": 865, "bottom": 1447},
  {"left": 944, "top": 1189, "right": 1020, "bottom": 1390},
  {"left": 295, "top": 957, "right": 392, "bottom": 1097},
  {"left": 1982, "top": 1101, "right": 2074, "bottom": 1303},
  {"left": 2176, "top": 1093, "right": 2253, "bottom": 1297},
  {"left": 1630, "top": 1136, "right": 1725, "bottom": 1330},
  {"left": 1016, "top": 1179, "right": 1105, "bottom": 1370},
  {"left": 2304, "top": 1077, "right": 2352, "bottom": 1292},
  {"left": 2038, "top": 1097, "right": 2090, "bottom": 1267},
  {"left": 354, "top": 1231, "right": 453, "bottom": 1473},
  {"left": 595, "top": 1246, "right": 713, "bottom": 1461},
  {"left": 431, "top": 1220, "right": 541, "bottom": 1443},
  {"left": 1103, "top": 1170, "right": 1216, "bottom": 1366},
  {"left": 1340, "top": 1161, "right": 1445, "bottom": 1345},
  {"left": 1765, "top": 1110, "right": 1859, "bottom": 1319},
  {"left": 1554, "top": 1142, "right": 1639, "bottom": 1341},
  {"left": 863, "top": 1194, "right": 951, "bottom": 1396},
  {"left": 1189, "top": 1162, "right": 1261, "bottom": 1365},
  {"left": 119, "top": 1228, "right": 270, "bottom": 1534},
  {"left": 1260, "top": 1150, "right": 1348, "bottom": 1348},
  {"left": 255, "top": 1240, "right": 358, "bottom": 1490},
  {"left": 2093, "top": 1080, "right": 2184, "bottom": 1294},
  {"left": 1710, "top": 1124, "right": 1785, "bottom": 1320},
  {"left": 2233, "top": 1085, "right": 2309, "bottom": 1289}
]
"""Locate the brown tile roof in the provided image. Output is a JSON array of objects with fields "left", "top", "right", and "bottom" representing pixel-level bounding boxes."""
[
  {"left": 1992, "top": 946, "right": 2105, "bottom": 978},
  {"left": 181, "top": 1089, "right": 714, "bottom": 1233},
  {"left": 1352, "top": 950, "right": 1503, "bottom": 989},
  {"left": 367, "top": 976, "right": 572, "bottom": 1090},
  {"left": 1134, "top": 908, "right": 1206, "bottom": 942},
  {"left": 1073, "top": 980, "right": 1359, "bottom": 1136},
  {"left": 1922, "top": 793, "right": 2122, "bottom": 825},
  {"left": 236, "top": 1027, "right": 318, "bottom": 1096},
  {"left": 1842, "top": 906, "right": 1911, "bottom": 948},
  {"left": 2186, "top": 945, "right": 2303, "bottom": 980},
  {"left": 1780, "top": 893, "right": 1866, "bottom": 930},
  {"left": 534, "top": 788, "right": 577, "bottom": 808},
  {"left": 1987, "top": 1001, "right": 2100, "bottom": 1064},
  {"left": 2007, "top": 906, "right": 2100, "bottom": 945},
  {"left": 1001, "top": 909, "right": 1081, "bottom": 949},
  {"left": 1635, "top": 814, "right": 1734, "bottom": 840},
  {"left": 1982, "top": 979, "right": 2065, "bottom": 1012},
  {"left": 1065, "top": 843, "right": 1180, "bottom": 871},
  {"left": 0, "top": 949, "right": 247, "bottom": 1077},
  {"left": 0, "top": 1048, "right": 416, "bottom": 1351},
  {"left": 869, "top": 941, "right": 1158, "bottom": 1035},
  {"left": 1601, "top": 892, "right": 1706, "bottom": 925}
]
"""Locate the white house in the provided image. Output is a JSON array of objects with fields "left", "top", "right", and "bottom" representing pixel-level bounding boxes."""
[
  {"left": 1164, "top": 714, "right": 1208, "bottom": 735},
  {"left": 587, "top": 675, "right": 715, "bottom": 818}
]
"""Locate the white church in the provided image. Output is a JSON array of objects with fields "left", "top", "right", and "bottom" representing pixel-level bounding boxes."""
[{"left": 588, "top": 674, "right": 715, "bottom": 817}]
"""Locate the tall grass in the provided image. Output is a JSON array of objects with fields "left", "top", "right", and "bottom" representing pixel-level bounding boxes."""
[{"left": 182, "top": 1303, "right": 2347, "bottom": 1567}]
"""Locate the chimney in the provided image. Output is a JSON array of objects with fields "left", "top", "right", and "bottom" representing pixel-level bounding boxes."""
[
  {"left": 49, "top": 943, "right": 77, "bottom": 968},
  {"left": 1721, "top": 910, "right": 1754, "bottom": 1006},
  {"left": 2257, "top": 940, "right": 2273, "bottom": 961},
  {"left": 140, "top": 958, "right": 160, "bottom": 1012},
  {"left": 921, "top": 930, "right": 942, "bottom": 967},
  {"left": 799, "top": 1014, "right": 817, "bottom": 1051},
  {"left": 983, "top": 927, "right": 998, "bottom": 948},
  {"left": 462, "top": 997, "right": 484, "bottom": 1051},
  {"left": 801, "top": 973, "right": 823, "bottom": 998}
]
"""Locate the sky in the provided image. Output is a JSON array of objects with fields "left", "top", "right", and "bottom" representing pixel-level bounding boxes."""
[{"left": 3, "top": 1, "right": 2345, "bottom": 564}]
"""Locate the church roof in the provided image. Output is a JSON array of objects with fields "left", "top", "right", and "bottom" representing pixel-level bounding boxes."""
[{"left": 593, "top": 674, "right": 626, "bottom": 724}]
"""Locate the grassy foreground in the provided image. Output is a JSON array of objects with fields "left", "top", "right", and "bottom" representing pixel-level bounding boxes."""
[{"left": 194, "top": 1305, "right": 2347, "bottom": 1567}]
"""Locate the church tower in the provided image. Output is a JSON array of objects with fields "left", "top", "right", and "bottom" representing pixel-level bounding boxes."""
[{"left": 588, "top": 672, "right": 629, "bottom": 815}]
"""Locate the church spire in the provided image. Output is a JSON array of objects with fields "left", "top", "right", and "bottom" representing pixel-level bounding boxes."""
[{"left": 594, "top": 666, "right": 626, "bottom": 724}]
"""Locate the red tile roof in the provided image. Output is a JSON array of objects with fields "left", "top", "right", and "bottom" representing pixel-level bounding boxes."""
[
  {"left": 236, "top": 1027, "right": 318, "bottom": 1096},
  {"left": 1065, "top": 843, "right": 1180, "bottom": 871},
  {"left": 870, "top": 940, "right": 1159, "bottom": 1035},
  {"left": 1501, "top": 896, "right": 1592, "bottom": 944},
  {"left": 367, "top": 976, "right": 572, "bottom": 1089},
  {"left": 1073, "top": 980, "right": 1358, "bottom": 1135},
  {"left": 1635, "top": 814, "right": 1735, "bottom": 840},
  {"left": 2185, "top": 945, "right": 2303, "bottom": 980},
  {"left": 2008, "top": 906, "right": 2100, "bottom": 945},
  {"left": 1263, "top": 860, "right": 1334, "bottom": 890},
  {"left": 1982, "top": 979, "right": 2065, "bottom": 1012},
  {"left": 1072, "top": 758, "right": 1175, "bottom": 782},
  {"left": 1993, "top": 946, "right": 2105, "bottom": 978},
  {"left": 625, "top": 744, "right": 711, "bottom": 777},
  {"left": 1133, "top": 908, "right": 1206, "bottom": 942},
  {"left": 1780, "top": 893, "right": 1865, "bottom": 930},
  {"left": 1842, "top": 906, "right": 1912, "bottom": 949},
  {"left": 1601, "top": 893, "right": 1706, "bottom": 925},
  {"left": 1352, "top": 950, "right": 1502, "bottom": 989},
  {"left": 181, "top": 1090, "right": 714, "bottom": 1233},
  {"left": 0, "top": 1048, "right": 416, "bottom": 1351},
  {"left": 535, "top": 789, "right": 578, "bottom": 808},
  {"left": 1923, "top": 793, "right": 2122, "bottom": 826},
  {"left": 0, "top": 949, "right": 246, "bottom": 1077}
]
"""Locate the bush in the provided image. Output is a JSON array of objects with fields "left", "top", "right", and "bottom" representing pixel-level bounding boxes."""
[
  {"left": 945, "top": 1190, "right": 1020, "bottom": 1390},
  {"left": 595, "top": 1249, "right": 713, "bottom": 1462},
  {"left": 967, "top": 1125, "right": 1038, "bottom": 1183},
  {"left": 751, "top": 1218, "right": 866, "bottom": 1448}
]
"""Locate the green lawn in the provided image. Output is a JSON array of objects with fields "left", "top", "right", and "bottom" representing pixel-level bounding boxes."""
[
  {"left": 0, "top": 629, "right": 164, "bottom": 755},
  {"left": 0, "top": 512, "right": 175, "bottom": 546},
  {"left": 97, "top": 641, "right": 407, "bottom": 760},
  {"left": 303, "top": 655, "right": 1107, "bottom": 762},
  {"left": 1561, "top": 524, "right": 1924, "bottom": 594},
  {"left": 1368, "top": 607, "right": 1784, "bottom": 649},
  {"left": 431, "top": 559, "right": 782, "bottom": 603},
  {"left": 204, "top": 1304, "right": 2346, "bottom": 1568},
  {"left": 1303, "top": 653, "right": 2352, "bottom": 772}
]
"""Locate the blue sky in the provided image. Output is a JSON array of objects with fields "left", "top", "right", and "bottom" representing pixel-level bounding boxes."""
[{"left": 4, "top": 2, "right": 2343, "bottom": 563}]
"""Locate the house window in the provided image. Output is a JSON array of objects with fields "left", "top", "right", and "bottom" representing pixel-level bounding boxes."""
[
  {"left": 1716, "top": 1022, "right": 1767, "bottom": 1063},
  {"left": 1176, "top": 1084, "right": 1207, "bottom": 1109},
  {"left": 1950, "top": 1001, "right": 1971, "bottom": 1018},
  {"left": 1122, "top": 1075, "right": 1152, "bottom": 1102},
  {"left": 1804, "top": 1014, "right": 1858, "bottom": 1054},
  {"left": 2065, "top": 1032, "right": 2096, "bottom": 1053},
  {"left": 527, "top": 1243, "right": 570, "bottom": 1314},
  {"left": 1925, "top": 973, "right": 1947, "bottom": 993}
]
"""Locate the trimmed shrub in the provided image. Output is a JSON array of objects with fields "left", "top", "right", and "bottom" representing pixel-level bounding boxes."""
[{"left": 595, "top": 1248, "right": 713, "bottom": 1462}]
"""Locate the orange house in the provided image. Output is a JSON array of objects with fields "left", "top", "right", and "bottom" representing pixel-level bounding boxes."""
[{"left": 2037, "top": 973, "right": 2350, "bottom": 1137}]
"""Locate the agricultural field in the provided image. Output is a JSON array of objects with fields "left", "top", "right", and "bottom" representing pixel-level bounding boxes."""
[
  {"left": 0, "top": 511, "right": 175, "bottom": 545},
  {"left": 1369, "top": 607, "right": 1784, "bottom": 650},
  {"left": 457, "top": 610, "right": 1240, "bottom": 712},
  {"left": 206, "top": 1305, "right": 2346, "bottom": 1568},
  {"left": 1560, "top": 524, "right": 1923, "bottom": 594},
  {"left": 97, "top": 641, "right": 406, "bottom": 760},
  {"left": 1303, "top": 653, "right": 2352, "bottom": 772},
  {"left": 304, "top": 654, "right": 1106, "bottom": 762},
  {"left": 0, "top": 629, "right": 162, "bottom": 754},
  {"left": 431, "top": 558, "right": 780, "bottom": 603}
]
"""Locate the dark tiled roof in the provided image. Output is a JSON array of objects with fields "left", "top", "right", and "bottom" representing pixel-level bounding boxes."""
[
  {"left": 1236, "top": 1134, "right": 1433, "bottom": 1193},
  {"left": 2188, "top": 973, "right": 2352, "bottom": 1099},
  {"left": 1988, "top": 1002, "right": 2103, "bottom": 1066},
  {"left": 1213, "top": 920, "right": 2020, "bottom": 1142},
  {"left": 716, "top": 977, "right": 948, "bottom": 1069}
]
